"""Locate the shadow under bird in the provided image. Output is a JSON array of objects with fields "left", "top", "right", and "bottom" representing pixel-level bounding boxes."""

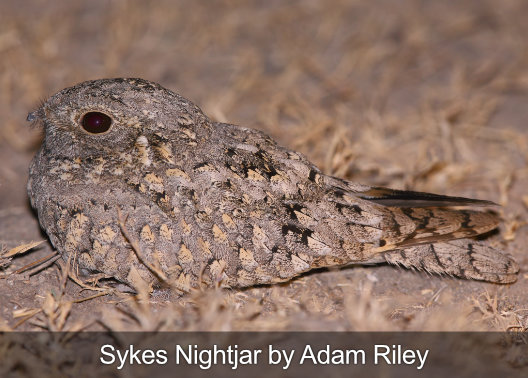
[{"left": 27, "top": 78, "right": 519, "bottom": 290}]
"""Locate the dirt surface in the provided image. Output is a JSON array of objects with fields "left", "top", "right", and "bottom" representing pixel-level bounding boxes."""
[{"left": 0, "top": 0, "right": 527, "bottom": 335}]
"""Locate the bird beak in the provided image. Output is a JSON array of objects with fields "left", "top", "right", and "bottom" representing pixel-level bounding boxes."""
[
  {"left": 27, "top": 108, "right": 43, "bottom": 122},
  {"left": 27, "top": 112, "right": 38, "bottom": 122}
]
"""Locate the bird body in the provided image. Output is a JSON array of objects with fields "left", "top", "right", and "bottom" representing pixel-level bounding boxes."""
[{"left": 27, "top": 78, "right": 519, "bottom": 289}]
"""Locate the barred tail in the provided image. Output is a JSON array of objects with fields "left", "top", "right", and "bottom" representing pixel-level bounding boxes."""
[{"left": 382, "top": 239, "right": 519, "bottom": 284}]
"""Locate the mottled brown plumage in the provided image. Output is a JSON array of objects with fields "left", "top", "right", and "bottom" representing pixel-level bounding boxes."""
[{"left": 27, "top": 78, "right": 519, "bottom": 290}]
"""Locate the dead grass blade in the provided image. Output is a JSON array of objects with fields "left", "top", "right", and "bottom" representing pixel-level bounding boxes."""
[{"left": 4, "top": 240, "right": 45, "bottom": 258}]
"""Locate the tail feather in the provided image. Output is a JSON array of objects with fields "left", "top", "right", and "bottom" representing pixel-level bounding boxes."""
[
  {"left": 383, "top": 239, "right": 519, "bottom": 284},
  {"left": 356, "top": 186, "right": 497, "bottom": 208},
  {"left": 321, "top": 179, "right": 518, "bottom": 283},
  {"left": 379, "top": 207, "right": 500, "bottom": 249}
]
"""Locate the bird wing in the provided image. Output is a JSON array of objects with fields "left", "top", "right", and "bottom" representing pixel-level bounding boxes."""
[{"left": 355, "top": 186, "right": 497, "bottom": 207}]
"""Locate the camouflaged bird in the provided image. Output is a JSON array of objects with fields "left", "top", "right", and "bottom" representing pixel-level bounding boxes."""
[{"left": 27, "top": 78, "right": 519, "bottom": 290}]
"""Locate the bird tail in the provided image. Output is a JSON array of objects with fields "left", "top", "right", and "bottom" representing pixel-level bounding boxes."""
[{"left": 382, "top": 239, "right": 519, "bottom": 284}]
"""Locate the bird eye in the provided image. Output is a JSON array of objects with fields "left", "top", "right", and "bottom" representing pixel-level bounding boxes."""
[{"left": 80, "top": 112, "right": 112, "bottom": 134}]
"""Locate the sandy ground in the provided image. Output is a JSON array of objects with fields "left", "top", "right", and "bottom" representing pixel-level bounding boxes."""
[{"left": 0, "top": 0, "right": 527, "bottom": 341}]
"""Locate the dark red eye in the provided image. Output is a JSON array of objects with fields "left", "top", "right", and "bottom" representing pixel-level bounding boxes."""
[{"left": 81, "top": 112, "right": 112, "bottom": 134}]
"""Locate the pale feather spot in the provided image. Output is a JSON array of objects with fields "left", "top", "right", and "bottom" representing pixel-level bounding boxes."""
[
  {"left": 177, "top": 272, "right": 191, "bottom": 288},
  {"left": 119, "top": 152, "right": 133, "bottom": 164},
  {"left": 222, "top": 213, "right": 236, "bottom": 230},
  {"left": 59, "top": 162, "right": 72, "bottom": 171},
  {"left": 65, "top": 213, "right": 89, "bottom": 251},
  {"left": 209, "top": 260, "right": 227, "bottom": 281},
  {"left": 135, "top": 135, "right": 152, "bottom": 167},
  {"left": 307, "top": 234, "right": 333, "bottom": 255},
  {"left": 348, "top": 224, "right": 383, "bottom": 242},
  {"left": 254, "top": 266, "right": 274, "bottom": 283},
  {"left": 235, "top": 143, "right": 258, "bottom": 153},
  {"left": 159, "top": 223, "right": 173, "bottom": 241},
  {"left": 93, "top": 158, "right": 105, "bottom": 175},
  {"left": 415, "top": 232, "right": 434, "bottom": 238},
  {"left": 212, "top": 224, "right": 228, "bottom": 243},
  {"left": 195, "top": 163, "right": 216, "bottom": 172},
  {"left": 165, "top": 264, "right": 182, "bottom": 277},
  {"left": 198, "top": 238, "right": 212, "bottom": 256},
  {"left": 252, "top": 225, "right": 266, "bottom": 241},
  {"left": 80, "top": 252, "right": 96, "bottom": 270},
  {"left": 144, "top": 173, "right": 164, "bottom": 192},
  {"left": 239, "top": 247, "right": 258, "bottom": 270},
  {"left": 180, "top": 219, "right": 191, "bottom": 234},
  {"left": 297, "top": 252, "right": 311, "bottom": 262},
  {"left": 140, "top": 225, "right": 155, "bottom": 243},
  {"left": 180, "top": 128, "right": 196, "bottom": 139},
  {"left": 58, "top": 218, "right": 67, "bottom": 231},
  {"left": 73, "top": 212, "right": 89, "bottom": 227},
  {"left": 177, "top": 114, "right": 194, "bottom": 125},
  {"left": 154, "top": 143, "right": 175, "bottom": 164},
  {"left": 92, "top": 240, "right": 109, "bottom": 257},
  {"left": 100, "top": 226, "right": 117, "bottom": 242},
  {"left": 237, "top": 270, "right": 255, "bottom": 286},
  {"left": 288, "top": 152, "right": 301, "bottom": 160},
  {"left": 250, "top": 210, "right": 264, "bottom": 218},
  {"left": 178, "top": 244, "right": 193, "bottom": 264},
  {"left": 166, "top": 168, "right": 190, "bottom": 180},
  {"left": 247, "top": 169, "right": 265, "bottom": 181},
  {"left": 294, "top": 210, "right": 316, "bottom": 227},
  {"left": 291, "top": 255, "right": 310, "bottom": 273},
  {"left": 270, "top": 169, "right": 287, "bottom": 182}
]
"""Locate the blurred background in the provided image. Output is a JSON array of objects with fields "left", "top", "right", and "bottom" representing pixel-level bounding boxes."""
[
  {"left": 2, "top": 0, "right": 528, "bottom": 204},
  {"left": 0, "top": 0, "right": 527, "bottom": 334}
]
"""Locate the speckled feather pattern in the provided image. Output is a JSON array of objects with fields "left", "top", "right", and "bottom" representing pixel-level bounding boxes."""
[{"left": 27, "top": 78, "right": 519, "bottom": 289}]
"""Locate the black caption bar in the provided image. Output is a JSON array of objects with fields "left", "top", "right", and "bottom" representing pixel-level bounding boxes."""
[{"left": 0, "top": 332, "right": 526, "bottom": 377}]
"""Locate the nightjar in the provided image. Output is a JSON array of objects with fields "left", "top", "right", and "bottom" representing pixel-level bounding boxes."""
[{"left": 27, "top": 78, "right": 519, "bottom": 290}]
